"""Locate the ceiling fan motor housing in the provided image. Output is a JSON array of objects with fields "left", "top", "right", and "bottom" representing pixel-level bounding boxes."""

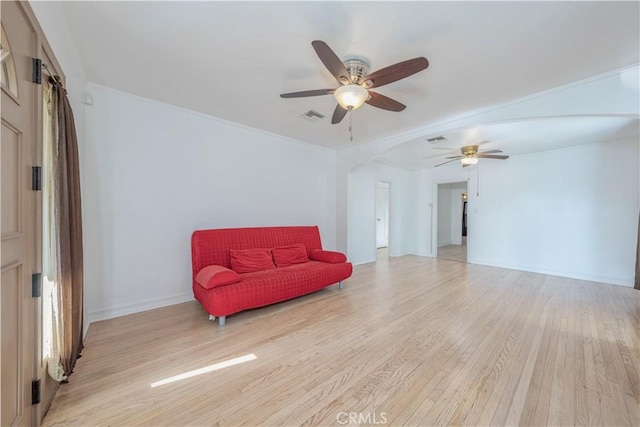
[
  {"left": 342, "top": 58, "right": 370, "bottom": 85},
  {"left": 461, "top": 145, "right": 479, "bottom": 156}
]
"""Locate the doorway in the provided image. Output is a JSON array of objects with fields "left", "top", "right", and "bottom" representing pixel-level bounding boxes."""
[
  {"left": 375, "top": 181, "right": 390, "bottom": 259},
  {"left": 435, "top": 181, "right": 468, "bottom": 263}
]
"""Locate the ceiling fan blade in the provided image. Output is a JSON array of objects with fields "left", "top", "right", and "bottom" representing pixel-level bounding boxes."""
[
  {"left": 434, "top": 158, "right": 459, "bottom": 168},
  {"left": 423, "top": 152, "right": 453, "bottom": 159},
  {"left": 366, "top": 91, "right": 406, "bottom": 112},
  {"left": 311, "top": 40, "right": 351, "bottom": 84},
  {"left": 463, "top": 163, "right": 471, "bottom": 168},
  {"left": 280, "top": 89, "right": 335, "bottom": 98},
  {"left": 478, "top": 149, "right": 503, "bottom": 154},
  {"left": 364, "top": 57, "right": 429, "bottom": 88},
  {"left": 445, "top": 155, "right": 464, "bottom": 159},
  {"left": 477, "top": 154, "right": 509, "bottom": 159},
  {"left": 332, "top": 104, "right": 348, "bottom": 124}
]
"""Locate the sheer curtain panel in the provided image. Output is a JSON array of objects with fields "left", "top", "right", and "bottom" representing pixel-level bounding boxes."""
[{"left": 42, "top": 81, "right": 65, "bottom": 380}]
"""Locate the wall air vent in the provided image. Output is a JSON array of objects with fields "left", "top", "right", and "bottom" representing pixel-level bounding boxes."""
[
  {"left": 300, "top": 110, "right": 325, "bottom": 123},
  {"left": 427, "top": 136, "right": 447, "bottom": 143}
]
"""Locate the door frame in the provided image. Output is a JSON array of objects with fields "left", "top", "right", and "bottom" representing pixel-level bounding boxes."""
[
  {"left": 375, "top": 180, "right": 390, "bottom": 250},
  {"left": 374, "top": 180, "right": 391, "bottom": 258},
  {"left": 432, "top": 180, "right": 468, "bottom": 258}
]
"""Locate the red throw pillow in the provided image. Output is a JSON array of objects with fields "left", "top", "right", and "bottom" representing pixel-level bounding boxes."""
[
  {"left": 195, "top": 265, "right": 240, "bottom": 289},
  {"left": 272, "top": 244, "right": 309, "bottom": 267},
  {"left": 310, "top": 249, "right": 347, "bottom": 264},
  {"left": 230, "top": 248, "right": 276, "bottom": 274}
]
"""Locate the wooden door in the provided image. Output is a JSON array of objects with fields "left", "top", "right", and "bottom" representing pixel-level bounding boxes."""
[{"left": 1, "top": 1, "right": 38, "bottom": 426}]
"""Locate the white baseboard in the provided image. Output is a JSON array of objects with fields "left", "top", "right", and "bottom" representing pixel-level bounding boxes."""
[
  {"left": 468, "top": 258, "right": 633, "bottom": 287},
  {"left": 86, "top": 292, "right": 194, "bottom": 325},
  {"left": 415, "top": 251, "right": 434, "bottom": 258},
  {"left": 351, "top": 257, "right": 376, "bottom": 266},
  {"left": 389, "top": 251, "right": 412, "bottom": 257}
]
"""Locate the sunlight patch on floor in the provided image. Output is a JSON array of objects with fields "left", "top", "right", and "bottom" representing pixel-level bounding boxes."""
[{"left": 150, "top": 353, "right": 257, "bottom": 388}]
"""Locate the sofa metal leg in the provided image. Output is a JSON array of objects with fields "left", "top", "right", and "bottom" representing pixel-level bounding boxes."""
[
  {"left": 338, "top": 281, "right": 344, "bottom": 290},
  {"left": 219, "top": 316, "right": 226, "bottom": 326},
  {"left": 209, "top": 314, "right": 215, "bottom": 321}
]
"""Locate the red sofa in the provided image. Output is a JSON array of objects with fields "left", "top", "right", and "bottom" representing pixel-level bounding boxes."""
[{"left": 191, "top": 226, "right": 352, "bottom": 325}]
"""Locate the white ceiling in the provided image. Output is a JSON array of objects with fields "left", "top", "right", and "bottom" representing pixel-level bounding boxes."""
[
  {"left": 61, "top": 1, "right": 639, "bottom": 160},
  {"left": 376, "top": 116, "right": 640, "bottom": 170}
]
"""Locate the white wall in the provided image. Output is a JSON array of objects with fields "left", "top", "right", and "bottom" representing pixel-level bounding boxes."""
[
  {"left": 348, "top": 162, "right": 418, "bottom": 264},
  {"left": 419, "top": 137, "right": 639, "bottom": 286},
  {"left": 83, "top": 84, "right": 337, "bottom": 322},
  {"left": 468, "top": 138, "right": 638, "bottom": 286}
]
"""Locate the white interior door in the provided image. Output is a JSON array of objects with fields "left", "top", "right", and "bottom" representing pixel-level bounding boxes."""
[{"left": 376, "top": 182, "right": 389, "bottom": 248}]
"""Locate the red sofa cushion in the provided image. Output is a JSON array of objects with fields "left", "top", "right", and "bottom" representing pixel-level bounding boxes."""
[
  {"left": 230, "top": 248, "right": 276, "bottom": 274},
  {"left": 272, "top": 244, "right": 309, "bottom": 267},
  {"left": 191, "top": 226, "right": 323, "bottom": 276},
  {"left": 195, "top": 265, "right": 240, "bottom": 289},
  {"left": 310, "top": 249, "right": 347, "bottom": 264}
]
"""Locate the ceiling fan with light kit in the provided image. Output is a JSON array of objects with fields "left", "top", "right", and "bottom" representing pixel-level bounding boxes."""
[
  {"left": 433, "top": 144, "right": 509, "bottom": 167},
  {"left": 280, "top": 40, "right": 429, "bottom": 134}
]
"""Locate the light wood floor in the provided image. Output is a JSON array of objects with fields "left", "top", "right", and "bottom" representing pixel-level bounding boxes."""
[
  {"left": 437, "top": 243, "right": 467, "bottom": 263},
  {"left": 43, "top": 256, "right": 639, "bottom": 426}
]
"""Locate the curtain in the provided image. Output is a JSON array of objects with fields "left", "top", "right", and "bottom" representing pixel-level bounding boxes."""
[
  {"left": 43, "top": 80, "right": 65, "bottom": 381},
  {"left": 635, "top": 212, "right": 639, "bottom": 290},
  {"left": 52, "top": 80, "right": 84, "bottom": 377}
]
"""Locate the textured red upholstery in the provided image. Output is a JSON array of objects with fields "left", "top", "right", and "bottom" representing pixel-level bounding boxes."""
[
  {"left": 195, "top": 265, "right": 240, "bottom": 289},
  {"left": 193, "top": 261, "right": 352, "bottom": 316},
  {"left": 310, "top": 249, "right": 347, "bottom": 264},
  {"left": 230, "top": 248, "right": 275, "bottom": 273},
  {"left": 272, "top": 244, "right": 309, "bottom": 267},
  {"left": 191, "top": 226, "right": 352, "bottom": 319}
]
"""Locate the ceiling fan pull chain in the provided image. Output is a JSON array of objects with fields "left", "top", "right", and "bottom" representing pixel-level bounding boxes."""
[
  {"left": 477, "top": 163, "right": 480, "bottom": 197},
  {"left": 349, "top": 110, "right": 353, "bottom": 142}
]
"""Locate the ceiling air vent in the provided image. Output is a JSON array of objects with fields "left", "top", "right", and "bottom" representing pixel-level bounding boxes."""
[
  {"left": 300, "top": 110, "right": 325, "bottom": 123},
  {"left": 427, "top": 136, "right": 447, "bottom": 143}
]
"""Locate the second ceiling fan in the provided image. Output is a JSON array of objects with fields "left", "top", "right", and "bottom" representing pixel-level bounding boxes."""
[
  {"left": 434, "top": 144, "right": 509, "bottom": 167},
  {"left": 280, "top": 40, "right": 429, "bottom": 124}
]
